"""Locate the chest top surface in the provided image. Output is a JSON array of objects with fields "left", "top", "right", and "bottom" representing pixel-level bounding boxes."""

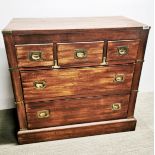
[{"left": 3, "top": 16, "right": 148, "bottom": 33}]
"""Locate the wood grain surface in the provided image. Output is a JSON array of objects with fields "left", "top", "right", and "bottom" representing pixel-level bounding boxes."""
[
  {"left": 57, "top": 41, "right": 104, "bottom": 67},
  {"left": 26, "top": 94, "right": 130, "bottom": 129},
  {"left": 20, "top": 64, "right": 134, "bottom": 102},
  {"left": 3, "top": 34, "right": 28, "bottom": 130},
  {"left": 15, "top": 44, "right": 53, "bottom": 67},
  {"left": 3, "top": 16, "right": 146, "bottom": 33},
  {"left": 107, "top": 40, "right": 140, "bottom": 61},
  {"left": 18, "top": 118, "right": 136, "bottom": 144}
]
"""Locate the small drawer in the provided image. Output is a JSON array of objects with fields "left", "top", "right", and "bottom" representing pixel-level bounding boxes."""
[
  {"left": 26, "top": 94, "right": 130, "bottom": 129},
  {"left": 107, "top": 40, "right": 140, "bottom": 61},
  {"left": 15, "top": 43, "right": 53, "bottom": 67},
  {"left": 57, "top": 41, "right": 104, "bottom": 67}
]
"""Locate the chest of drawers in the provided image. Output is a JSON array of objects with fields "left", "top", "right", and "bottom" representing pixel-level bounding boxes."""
[{"left": 2, "top": 16, "right": 150, "bottom": 144}]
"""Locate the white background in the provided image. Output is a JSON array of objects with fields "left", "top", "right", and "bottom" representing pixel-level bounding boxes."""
[{"left": 0, "top": 0, "right": 154, "bottom": 109}]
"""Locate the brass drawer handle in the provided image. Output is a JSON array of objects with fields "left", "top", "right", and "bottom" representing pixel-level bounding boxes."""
[
  {"left": 34, "top": 81, "right": 46, "bottom": 89},
  {"left": 117, "top": 46, "right": 128, "bottom": 55},
  {"left": 37, "top": 110, "right": 50, "bottom": 118},
  {"left": 114, "top": 74, "right": 124, "bottom": 83},
  {"left": 112, "top": 103, "right": 121, "bottom": 110},
  {"left": 29, "top": 51, "right": 42, "bottom": 61},
  {"left": 74, "top": 49, "right": 87, "bottom": 59}
]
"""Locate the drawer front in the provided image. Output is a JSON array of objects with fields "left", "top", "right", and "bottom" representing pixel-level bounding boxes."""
[
  {"left": 21, "top": 64, "right": 134, "bottom": 102},
  {"left": 26, "top": 94, "right": 130, "bottom": 129},
  {"left": 15, "top": 44, "right": 53, "bottom": 67},
  {"left": 57, "top": 41, "right": 104, "bottom": 67},
  {"left": 107, "top": 40, "right": 140, "bottom": 61}
]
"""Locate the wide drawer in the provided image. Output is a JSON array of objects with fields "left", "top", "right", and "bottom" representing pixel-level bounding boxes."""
[
  {"left": 57, "top": 41, "right": 104, "bottom": 67},
  {"left": 26, "top": 94, "right": 130, "bottom": 129},
  {"left": 15, "top": 43, "right": 53, "bottom": 67},
  {"left": 20, "top": 64, "right": 134, "bottom": 102},
  {"left": 107, "top": 40, "right": 140, "bottom": 62}
]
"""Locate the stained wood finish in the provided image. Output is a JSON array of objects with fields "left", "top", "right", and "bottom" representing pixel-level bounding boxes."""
[
  {"left": 3, "top": 17, "right": 146, "bottom": 34},
  {"left": 57, "top": 41, "right": 104, "bottom": 67},
  {"left": 128, "top": 29, "right": 150, "bottom": 117},
  {"left": 18, "top": 118, "right": 137, "bottom": 144},
  {"left": 13, "top": 30, "right": 141, "bottom": 45},
  {"left": 20, "top": 64, "right": 134, "bottom": 102},
  {"left": 26, "top": 94, "right": 129, "bottom": 129},
  {"left": 15, "top": 44, "right": 53, "bottom": 67},
  {"left": 107, "top": 40, "right": 140, "bottom": 62},
  {"left": 2, "top": 17, "right": 150, "bottom": 144},
  {"left": 3, "top": 34, "right": 27, "bottom": 130}
]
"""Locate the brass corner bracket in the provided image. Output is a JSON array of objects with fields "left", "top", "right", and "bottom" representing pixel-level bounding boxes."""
[
  {"left": 2, "top": 30, "right": 12, "bottom": 34},
  {"left": 143, "top": 25, "right": 150, "bottom": 30}
]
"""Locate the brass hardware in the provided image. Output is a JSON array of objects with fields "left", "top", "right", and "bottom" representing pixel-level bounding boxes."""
[
  {"left": 2, "top": 30, "right": 12, "bottom": 34},
  {"left": 29, "top": 51, "right": 42, "bottom": 61},
  {"left": 52, "top": 60, "right": 60, "bottom": 69},
  {"left": 15, "top": 100, "right": 24, "bottom": 105},
  {"left": 136, "top": 59, "right": 144, "bottom": 63},
  {"left": 114, "top": 74, "right": 124, "bottom": 83},
  {"left": 8, "top": 67, "right": 19, "bottom": 71},
  {"left": 101, "top": 57, "right": 108, "bottom": 65},
  {"left": 37, "top": 110, "right": 50, "bottom": 118},
  {"left": 117, "top": 46, "right": 128, "bottom": 56},
  {"left": 143, "top": 25, "right": 150, "bottom": 29},
  {"left": 132, "top": 89, "right": 138, "bottom": 92},
  {"left": 20, "top": 128, "right": 27, "bottom": 131},
  {"left": 112, "top": 103, "right": 121, "bottom": 110},
  {"left": 34, "top": 81, "right": 46, "bottom": 89},
  {"left": 74, "top": 49, "right": 87, "bottom": 59}
]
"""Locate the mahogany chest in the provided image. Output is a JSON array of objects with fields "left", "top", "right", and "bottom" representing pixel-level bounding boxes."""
[{"left": 2, "top": 16, "right": 150, "bottom": 144}]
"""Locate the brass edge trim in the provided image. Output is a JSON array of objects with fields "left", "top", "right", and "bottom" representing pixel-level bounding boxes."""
[
  {"left": 15, "top": 100, "right": 24, "bottom": 105},
  {"left": 20, "top": 128, "right": 27, "bottom": 131},
  {"left": 132, "top": 90, "right": 138, "bottom": 92},
  {"left": 8, "top": 67, "right": 19, "bottom": 71},
  {"left": 136, "top": 59, "right": 144, "bottom": 63}
]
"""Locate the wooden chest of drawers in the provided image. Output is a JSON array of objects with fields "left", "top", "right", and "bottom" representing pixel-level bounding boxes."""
[{"left": 2, "top": 16, "right": 150, "bottom": 144}]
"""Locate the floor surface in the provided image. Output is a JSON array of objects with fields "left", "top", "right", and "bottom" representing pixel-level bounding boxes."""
[{"left": 0, "top": 92, "right": 153, "bottom": 155}]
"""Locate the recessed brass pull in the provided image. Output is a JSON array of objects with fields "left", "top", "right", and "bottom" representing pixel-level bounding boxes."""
[
  {"left": 34, "top": 81, "right": 46, "bottom": 89},
  {"left": 29, "top": 51, "right": 42, "bottom": 61},
  {"left": 114, "top": 74, "right": 124, "bottom": 83},
  {"left": 117, "top": 46, "right": 128, "bottom": 56},
  {"left": 37, "top": 110, "right": 50, "bottom": 118},
  {"left": 74, "top": 49, "right": 87, "bottom": 59},
  {"left": 112, "top": 103, "right": 121, "bottom": 110}
]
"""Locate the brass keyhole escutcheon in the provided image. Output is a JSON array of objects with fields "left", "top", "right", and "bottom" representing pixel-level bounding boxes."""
[
  {"left": 117, "top": 46, "right": 128, "bottom": 56},
  {"left": 29, "top": 51, "right": 42, "bottom": 61},
  {"left": 112, "top": 103, "right": 121, "bottom": 110},
  {"left": 34, "top": 81, "right": 46, "bottom": 89},
  {"left": 74, "top": 49, "right": 87, "bottom": 59},
  {"left": 114, "top": 74, "right": 124, "bottom": 83},
  {"left": 37, "top": 110, "right": 50, "bottom": 118}
]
